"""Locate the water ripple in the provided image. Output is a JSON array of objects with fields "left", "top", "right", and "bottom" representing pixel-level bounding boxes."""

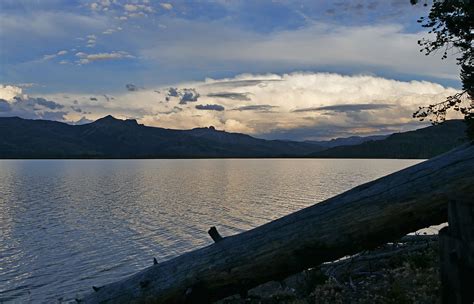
[{"left": 0, "top": 159, "right": 420, "bottom": 303}]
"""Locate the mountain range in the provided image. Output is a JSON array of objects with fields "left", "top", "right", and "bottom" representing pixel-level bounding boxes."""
[{"left": 0, "top": 116, "right": 469, "bottom": 159}]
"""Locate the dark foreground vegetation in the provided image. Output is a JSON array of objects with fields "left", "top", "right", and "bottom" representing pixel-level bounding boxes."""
[{"left": 219, "top": 235, "right": 440, "bottom": 304}]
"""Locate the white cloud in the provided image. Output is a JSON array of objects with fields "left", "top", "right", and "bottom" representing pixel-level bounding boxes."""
[
  {"left": 160, "top": 3, "right": 173, "bottom": 10},
  {"left": 41, "top": 50, "right": 68, "bottom": 61},
  {"left": 41, "top": 72, "right": 461, "bottom": 140},
  {"left": 0, "top": 84, "right": 67, "bottom": 121},
  {"left": 75, "top": 51, "right": 134, "bottom": 64},
  {"left": 103, "top": 28, "right": 115, "bottom": 34},
  {"left": 124, "top": 4, "right": 138, "bottom": 12},
  {"left": 42, "top": 53, "right": 57, "bottom": 61},
  {"left": 0, "top": 84, "right": 27, "bottom": 101},
  {"left": 100, "top": 0, "right": 111, "bottom": 7}
]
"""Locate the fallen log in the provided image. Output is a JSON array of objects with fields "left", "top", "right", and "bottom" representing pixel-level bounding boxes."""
[{"left": 81, "top": 144, "right": 474, "bottom": 304}]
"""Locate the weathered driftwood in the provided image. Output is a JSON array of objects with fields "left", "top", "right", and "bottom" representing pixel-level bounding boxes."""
[{"left": 81, "top": 144, "right": 474, "bottom": 304}]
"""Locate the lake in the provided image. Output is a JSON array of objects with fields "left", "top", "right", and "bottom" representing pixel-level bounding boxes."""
[{"left": 0, "top": 159, "right": 422, "bottom": 303}]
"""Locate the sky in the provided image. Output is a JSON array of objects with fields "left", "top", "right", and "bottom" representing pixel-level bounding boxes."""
[{"left": 0, "top": 0, "right": 463, "bottom": 140}]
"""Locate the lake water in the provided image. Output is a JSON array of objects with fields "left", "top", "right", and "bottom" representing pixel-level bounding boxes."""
[{"left": 0, "top": 159, "right": 422, "bottom": 303}]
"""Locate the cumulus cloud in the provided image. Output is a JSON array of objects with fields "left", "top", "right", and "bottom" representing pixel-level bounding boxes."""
[
  {"left": 38, "top": 72, "right": 462, "bottom": 140},
  {"left": 0, "top": 84, "right": 27, "bottom": 101},
  {"left": 195, "top": 104, "right": 225, "bottom": 111},
  {"left": 0, "top": 84, "right": 68, "bottom": 120},
  {"left": 164, "top": 87, "right": 201, "bottom": 103},
  {"left": 123, "top": 3, "right": 154, "bottom": 16}
]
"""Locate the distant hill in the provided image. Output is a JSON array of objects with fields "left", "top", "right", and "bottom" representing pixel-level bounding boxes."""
[
  {"left": 308, "top": 120, "right": 469, "bottom": 159},
  {"left": 0, "top": 116, "right": 325, "bottom": 158},
  {"left": 305, "top": 135, "right": 388, "bottom": 148}
]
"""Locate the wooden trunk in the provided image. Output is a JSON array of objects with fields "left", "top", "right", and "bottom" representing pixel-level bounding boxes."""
[
  {"left": 81, "top": 144, "right": 474, "bottom": 304},
  {"left": 440, "top": 197, "right": 474, "bottom": 304}
]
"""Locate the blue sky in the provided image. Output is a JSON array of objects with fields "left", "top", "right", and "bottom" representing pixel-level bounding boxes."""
[{"left": 0, "top": 0, "right": 462, "bottom": 140}]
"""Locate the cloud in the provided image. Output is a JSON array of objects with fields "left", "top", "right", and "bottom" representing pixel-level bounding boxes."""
[
  {"left": 179, "top": 89, "right": 200, "bottom": 104},
  {"left": 140, "top": 22, "right": 459, "bottom": 81},
  {"left": 167, "top": 87, "right": 179, "bottom": 97},
  {"left": 31, "top": 97, "right": 64, "bottom": 110},
  {"left": 159, "top": 106, "right": 182, "bottom": 114},
  {"left": 38, "top": 72, "right": 461, "bottom": 140},
  {"left": 0, "top": 84, "right": 27, "bottom": 101},
  {"left": 202, "top": 79, "right": 281, "bottom": 89},
  {"left": 232, "top": 104, "right": 277, "bottom": 112},
  {"left": 195, "top": 104, "right": 225, "bottom": 111},
  {"left": 71, "top": 106, "right": 82, "bottom": 113},
  {"left": 164, "top": 87, "right": 200, "bottom": 104},
  {"left": 160, "top": 3, "right": 173, "bottom": 10},
  {"left": 73, "top": 116, "right": 93, "bottom": 125},
  {"left": 40, "top": 110, "right": 69, "bottom": 121},
  {"left": 126, "top": 84, "right": 140, "bottom": 91},
  {"left": 123, "top": 3, "right": 154, "bottom": 16},
  {"left": 0, "top": 84, "right": 68, "bottom": 120},
  {"left": 75, "top": 51, "right": 134, "bottom": 64},
  {"left": 292, "top": 103, "right": 393, "bottom": 113},
  {"left": 42, "top": 54, "right": 57, "bottom": 61},
  {"left": 207, "top": 92, "right": 251, "bottom": 101},
  {"left": 124, "top": 4, "right": 139, "bottom": 12}
]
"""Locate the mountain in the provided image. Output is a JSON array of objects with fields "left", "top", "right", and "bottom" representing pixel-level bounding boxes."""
[
  {"left": 0, "top": 116, "right": 468, "bottom": 159},
  {"left": 305, "top": 135, "right": 388, "bottom": 148},
  {"left": 0, "top": 116, "right": 325, "bottom": 158},
  {"left": 308, "top": 120, "right": 469, "bottom": 159}
]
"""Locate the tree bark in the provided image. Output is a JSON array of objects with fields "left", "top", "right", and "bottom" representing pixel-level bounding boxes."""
[
  {"left": 81, "top": 144, "right": 474, "bottom": 304},
  {"left": 440, "top": 197, "right": 474, "bottom": 304}
]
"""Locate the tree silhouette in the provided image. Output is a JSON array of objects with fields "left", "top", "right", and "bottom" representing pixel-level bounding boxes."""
[{"left": 411, "top": 0, "right": 473, "bottom": 139}]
